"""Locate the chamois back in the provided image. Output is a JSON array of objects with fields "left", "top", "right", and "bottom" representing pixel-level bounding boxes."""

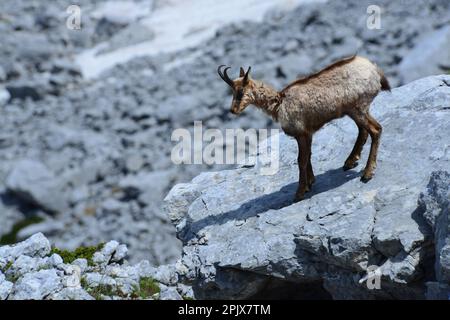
[
  {"left": 279, "top": 56, "right": 385, "bottom": 115},
  {"left": 281, "top": 55, "right": 357, "bottom": 93}
]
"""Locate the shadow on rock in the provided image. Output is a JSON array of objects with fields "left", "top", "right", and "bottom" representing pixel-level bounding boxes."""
[{"left": 181, "top": 167, "right": 360, "bottom": 241}]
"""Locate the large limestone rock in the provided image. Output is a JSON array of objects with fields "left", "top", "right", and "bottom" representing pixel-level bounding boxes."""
[
  {"left": 419, "top": 171, "right": 450, "bottom": 299},
  {"left": 164, "top": 75, "right": 450, "bottom": 299},
  {"left": 5, "top": 159, "right": 67, "bottom": 214}
]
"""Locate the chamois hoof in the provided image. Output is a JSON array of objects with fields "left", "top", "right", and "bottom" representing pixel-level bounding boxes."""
[
  {"left": 294, "top": 193, "right": 305, "bottom": 202},
  {"left": 360, "top": 175, "right": 372, "bottom": 183},
  {"left": 343, "top": 162, "right": 358, "bottom": 171}
]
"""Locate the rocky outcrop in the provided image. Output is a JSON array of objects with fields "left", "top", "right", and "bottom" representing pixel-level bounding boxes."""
[
  {"left": 0, "top": 233, "right": 191, "bottom": 300},
  {"left": 164, "top": 75, "right": 450, "bottom": 299},
  {"left": 419, "top": 171, "right": 450, "bottom": 299}
]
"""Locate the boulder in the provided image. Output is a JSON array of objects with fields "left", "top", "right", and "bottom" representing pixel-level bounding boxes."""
[
  {"left": 164, "top": 75, "right": 450, "bottom": 299},
  {"left": 5, "top": 159, "right": 67, "bottom": 214},
  {"left": 48, "top": 288, "right": 94, "bottom": 300},
  {"left": 118, "top": 170, "right": 175, "bottom": 207},
  {"left": 0, "top": 233, "right": 50, "bottom": 261},
  {"left": 10, "top": 269, "right": 62, "bottom": 300},
  {"left": 159, "top": 285, "right": 183, "bottom": 300},
  {"left": 0, "top": 86, "right": 10, "bottom": 106},
  {"left": 5, "top": 85, "right": 41, "bottom": 101},
  {"left": 419, "top": 171, "right": 450, "bottom": 298}
]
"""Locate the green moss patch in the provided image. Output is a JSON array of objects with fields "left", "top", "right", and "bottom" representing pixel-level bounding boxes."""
[
  {"left": 0, "top": 260, "right": 13, "bottom": 274},
  {"left": 81, "top": 279, "right": 128, "bottom": 300},
  {"left": 88, "top": 284, "right": 120, "bottom": 300},
  {"left": 131, "top": 277, "right": 160, "bottom": 299},
  {"left": 0, "top": 216, "right": 44, "bottom": 245},
  {"left": 50, "top": 243, "right": 104, "bottom": 266}
]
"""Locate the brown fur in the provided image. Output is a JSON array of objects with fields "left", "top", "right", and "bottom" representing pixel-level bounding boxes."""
[
  {"left": 281, "top": 55, "right": 357, "bottom": 93},
  {"left": 220, "top": 55, "right": 389, "bottom": 202}
]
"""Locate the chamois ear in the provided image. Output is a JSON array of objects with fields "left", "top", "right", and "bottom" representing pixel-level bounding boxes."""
[
  {"left": 239, "top": 67, "right": 246, "bottom": 77},
  {"left": 243, "top": 66, "right": 251, "bottom": 84}
]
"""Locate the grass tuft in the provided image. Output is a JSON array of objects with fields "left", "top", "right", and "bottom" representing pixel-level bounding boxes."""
[
  {"left": 131, "top": 277, "right": 160, "bottom": 299},
  {"left": 50, "top": 243, "right": 104, "bottom": 266}
]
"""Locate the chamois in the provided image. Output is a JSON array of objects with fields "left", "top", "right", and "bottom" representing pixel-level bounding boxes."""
[{"left": 218, "top": 55, "right": 390, "bottom": 202}]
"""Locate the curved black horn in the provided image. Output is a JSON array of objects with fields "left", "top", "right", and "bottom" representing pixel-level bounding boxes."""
[
  {"left": 243, "top": 66, "right": 251, "bottom": 83},
  {"left": 217, "top": 65, "right": 234, "bottom": 88}
]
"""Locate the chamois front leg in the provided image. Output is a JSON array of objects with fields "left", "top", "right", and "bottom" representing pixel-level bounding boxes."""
[{"left": 294, "top": 135, "right": 310, "bottom": 202}]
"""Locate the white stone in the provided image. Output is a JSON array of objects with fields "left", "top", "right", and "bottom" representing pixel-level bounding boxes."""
[
  {"left": 0, "top": 273, "right": 13, "bottom": 300},
  {"left": 10, "top": 269, "right": 62, "bottom": 300},
  {"left": 0, "top": 233, "right": 51, "bottom": 260}
]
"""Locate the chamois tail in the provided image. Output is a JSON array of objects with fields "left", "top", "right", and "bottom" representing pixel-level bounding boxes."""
[{"left": 377, "top": 67, "right": 391, "bottom": 91}]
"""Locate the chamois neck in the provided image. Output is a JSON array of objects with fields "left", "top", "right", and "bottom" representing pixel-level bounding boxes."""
[{"left": 250, "top": 80, "right": 282, "bottom": 121}]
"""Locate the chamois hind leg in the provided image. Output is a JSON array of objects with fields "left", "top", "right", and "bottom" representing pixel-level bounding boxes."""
[
  {"left": 307, "top": 135, "right": 315, "bottom": 189},
  {"left": 294, "top": 135, "right": 310, "bottom": 202},
  {"left": 343, "top": 123, "right": 368, "bottom": 171},
  {"left": 361, "top": 114, "right": 382, "bottom": 182},
  {"left": 351, "top": 112, "right": 382, "bottom": 182}
]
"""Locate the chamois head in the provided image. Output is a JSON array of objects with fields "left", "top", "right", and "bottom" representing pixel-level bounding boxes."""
[{"left": 218, "top": 65, "right": 252, "bottom": 115}]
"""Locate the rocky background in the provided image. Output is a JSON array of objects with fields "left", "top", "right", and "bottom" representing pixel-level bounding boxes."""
[{"left": 0, "top": 0, "right": 449, "bottom": 299}]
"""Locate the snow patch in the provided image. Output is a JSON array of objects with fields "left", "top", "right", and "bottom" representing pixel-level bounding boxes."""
[{"left": 76, "top": 0, "right": 326, "bottom": 79}]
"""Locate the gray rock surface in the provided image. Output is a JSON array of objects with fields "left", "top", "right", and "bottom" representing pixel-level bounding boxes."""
[
  {"left": 164, "top": 75, "right": 450, "bottom": 299},
  {"left": 0, "top": 233, "right": 51, "bottom": 261},
  {"left": 0, "top": 273, "right": 13, "bottom": 300},
  {"left": 10, "top": 269, "right": 62, "bottom": 300},
  {"left": 5, "top": 159, "right": 67, "bottom": 213},
  {"left": 419, "top": 171, "right": 450, "bottom": 298}
]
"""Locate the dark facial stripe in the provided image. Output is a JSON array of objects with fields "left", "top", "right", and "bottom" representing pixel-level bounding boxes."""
[{"left": 235, "top": 89, "right": 244, "bottom": 101}]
